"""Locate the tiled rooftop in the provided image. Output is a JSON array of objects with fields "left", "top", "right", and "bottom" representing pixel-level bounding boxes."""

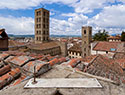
[
  {"left": 28, "top": 41, "right": 60, "bottom": 50},
  {"left": 75, "top": 55, "right": 125, "bottom": 84},
  {"left": 68, "top": 43, "right": 82, "bottom": 53},
  {"left": 0, "top": 51, "right": 68, "bottom": 89},
  {"left": 9, "top": 40, "right": 26, "bottom": 47},
  {"left": 107, "top": 36, "right": 121, "bottom": 40},
  {"left": 93, "top": 42, "right": 125, "bottom": 52},
  {"left": 0, "top": 50, "right": 125, "bottom": 91}
]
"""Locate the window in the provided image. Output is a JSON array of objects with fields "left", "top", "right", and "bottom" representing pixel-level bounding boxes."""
[
  {"left": 84, "top": 48, "right": 86, "bottom": 51},
  {"left": 84, "top": 41, "right": 86, "bottom": 44},
  {"left": 76, "top": 52, "right": 77, "bottom": 55},
  {"left": 36, "top": 11, "right": 41, "bottom": 16},
  {"left": 43, "top": 18, "right": 45, "bottom": 23},
  {"left": 39, "top": 37, "right": 40, "bottom": 41},
  {"left": 84, "top": 53, "right": 86, "bottom": 57},
  {"left": 37, "top": 24, "right": 41, "bottom": 28},
  {"left": 46, "top": 18, "right": 49, "bottom": 23},
  {"left": 84, "top": 30, "right": 86, "bottom": 34},
  {"left": 43, "top": 37, "right": 45, "bottom": 41},
  {"left": 43, "top": 31, "right": 45, "bottom": 35},
  {"left": 36, "top": 31, "right": 38, "bottom": 34},
  {"left": 36, "top": 18, "right": 38, "bottom": 22},
  {"left": 36, "top": 24, "right": 38, "bottom": 28},
  {"left": 36, "top": 12, "right": 39, "bottom": 16},
  {"left": 43, "top": 24, "right": 45, "bottom": 28},
  {"left": 39, "top": 31, "right": 41, "bottom": 34},
  {"left": 38, "top": 18, "right": 41, "bottom": 22},
  {"left": 46, "top": 31, "right": 48, "bottom": 35},
  {"left": 36, "top": 18, "right": 41, "bottom": 22},
  {"left": 43, "top": 12, "right": 46, "bottom": 16},
  {"left": 89, "top": 30, "right": 91, "bottom": 35},
  {"left": 79, "top": 53, "right": 81, "bottom": 56},
  {"left": 89, "top": 46, "right": 91, "bottom": 49},
  {"left": 36, "top": 37, "right": 38, "bottom": 41},
  {"left": 39, "top": 24, "right": 41, "bottom": 28}
]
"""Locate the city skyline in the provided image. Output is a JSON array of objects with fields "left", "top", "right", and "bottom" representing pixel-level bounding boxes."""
[{"left": 0, "top": 0, "right": 125, "bottom": 35}]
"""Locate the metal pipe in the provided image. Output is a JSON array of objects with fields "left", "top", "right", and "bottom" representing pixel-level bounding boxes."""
[{"left": 32, "top": 65, "right": 37, "bottom": 84}]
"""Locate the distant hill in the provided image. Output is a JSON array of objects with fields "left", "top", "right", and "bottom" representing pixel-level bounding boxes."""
[
  {"left": 8, "top": 34, "right": 81, "bottom": 38},
  {"left": 8, "top": 34, "right": 34, "bottom": 38},
  {"left": 8, "top": 34, "right": 119, "bottom": 38},
  {"left": 50, "top": 35, "right": 81, "bottom": 37}
]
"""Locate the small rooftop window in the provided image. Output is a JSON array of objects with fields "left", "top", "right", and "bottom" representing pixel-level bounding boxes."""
[
  {"left": 110, "top": 48, "right": 116, "bottom": 51},
  {"left": 84, "top": 30, "right": 86, "bottom": 34}
]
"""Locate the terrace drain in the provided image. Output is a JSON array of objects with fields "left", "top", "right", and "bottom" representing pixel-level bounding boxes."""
[{"left": 53, "top": 90, "right": 63, "bottom": 95}]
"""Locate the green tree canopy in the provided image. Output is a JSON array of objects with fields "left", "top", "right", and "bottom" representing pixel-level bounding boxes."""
[
  {"left": 121, "top": 31, "right": 125, "bottom": 41},
  {"left": 93, "top": 29, "right": 109, "bottom": 41}
]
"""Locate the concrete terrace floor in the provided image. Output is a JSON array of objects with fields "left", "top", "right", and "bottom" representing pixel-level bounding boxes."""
[{"left": 0, "top": 65, "right": 125, "bottom": 95}]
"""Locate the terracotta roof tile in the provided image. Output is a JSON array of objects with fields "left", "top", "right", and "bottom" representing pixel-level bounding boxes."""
[
  {"left": 114, "top": 59, "right": 125, "bottom": 69},
  {"left": 107, "top": 36, "right": 121, "bottom": 40},
  {"left": 0, "top": 51, "right": 65, "bottom": 89},
  {"left": 80, "top": 55, "right": 97, "bottom": 64},
  {"left": 0, "top": 68, "right": 20, "bottom": 89},
  {"left": 28, "top": 41, "right": 60, "bottom": 50},
  {"left": 0, "top": 65, "right": 11, "bottom": 76},
  {"left": 58, "top": 57, "right": 67, "bottom": 63},
  {"left": 8, "top": 68, "right": 20, "bottom": 76},
  {"left": 9, "top": 40, "right": 26, "bottom": 47},
  {"left": 29, "top": 53, "right": 43, "bottom": 59},
  {"left": 68, "top": 58, "right": 81, "bottom": 68},
  {"left": 9, "top": 56, "right": 34, "bottom": 66},
  {"left": 93, "top": 42, "right": 123, "bottom": 52},
  {"left": 68, "top": 44, "right": 82, "bottom": 53},
  {"left": 4, "top": 51, "right": 26, "bottom": 56},
  {"left": 48, "top": 58, "right": 59, "bottom": 66},
  {"left": 82, "top": 55, "right": 125, "bottom": 84},
  {"left": 23, "top": 60, "right": 46, "bottom": 73},
  {"left": 12, "top": 75, "right": 26, "bottom": 86},
  {"left": 0, "top": 53, "right": 10, "bottom": 60}
]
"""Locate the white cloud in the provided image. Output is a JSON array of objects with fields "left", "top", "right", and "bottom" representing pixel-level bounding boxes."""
[
  {"left": 72, "top": 0, "right": 106, "bottom": 13},
  {"left": 119, "top": 0, "right": 125, "bottom": 3},
  {"left": 61, "top": 13, "right": 78, "bottom": 17},
  {"left": 88, "top": 5, "right": 125, "bottom": 34},
  {"left": 0, "top": 0, "right": 77, "bottom": 10},
  {"left": 0, "top": 0, "right": 40, "bottom": 10},
  {"left": 50, "top": 13, "right": 88, "bottom": 35},
  {"left": 0, "top": 0, "right": 125, "bottom": 35},
  {"left": 0, "top": 13, "right": 88, "bottom": 35},
  {"left": 88, "top": 5, "right": 125, "bottom": 28},
  {"left": 0, "top": 16, "right": 34, "bottom": 35},
  {"left": 0, "top": 0, "right": 118, "bottom": 12}
]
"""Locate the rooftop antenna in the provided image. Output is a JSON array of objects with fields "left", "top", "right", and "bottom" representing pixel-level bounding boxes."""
[
  {"left": 32, "top": 65, "right": 37, "bottom": 84},
  {"left": 41, "top": 4, "right": 45, "bottom": 8}
]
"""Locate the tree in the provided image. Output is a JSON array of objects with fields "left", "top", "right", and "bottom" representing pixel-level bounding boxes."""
[
  {"left": 93, "top": 29, "right": 109, "bottom": 41},
  {"left": 121, "top": 31, "right": 125, "bottom": 41}
]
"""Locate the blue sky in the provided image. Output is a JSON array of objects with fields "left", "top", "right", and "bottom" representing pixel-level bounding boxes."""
[{"left": 0, "top": 0, "right": 125, "bottom": 35}]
